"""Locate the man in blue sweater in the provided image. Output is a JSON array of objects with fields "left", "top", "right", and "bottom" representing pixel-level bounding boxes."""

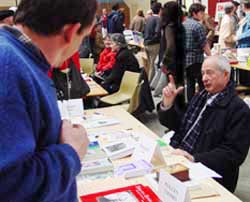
[{"left": 0, "top": 0, "right": 97, "bottom": 202}]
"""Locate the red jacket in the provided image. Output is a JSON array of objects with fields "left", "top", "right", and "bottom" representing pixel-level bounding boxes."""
[
  {"left": 48, "top": 52, "right": 80, "bottom": 77},
  {"left": 96, "top": 48, "right": 116, "bottom": 72}
]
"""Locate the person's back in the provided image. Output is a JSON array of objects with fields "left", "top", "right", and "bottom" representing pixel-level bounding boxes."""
[
  {"left": 144, "top": 15, "right": 161, "bottom": 45},
  {"left": 0, "top": 0, "right": 97, "bottom": 201},
  {"left": 107, "top": 4, "right": 124, "bottom": 34},
  {"left": 182, "top": 3, "right": 210, "bottom": 102},
  {"left": 237, "top": 1, "right": 250, "bottom": 48},
  {"left": 218, "top": 4, "right": 236, "bottom": 49},
  {"left": 183, "top": 17, "right": 206, "bottom": 66},
  {"left": 130, "top": 15, "right": 145, "bottom": 33}
]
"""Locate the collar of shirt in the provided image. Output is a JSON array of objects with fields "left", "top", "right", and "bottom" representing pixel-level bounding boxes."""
[
  {"left": 2, "top": 25, "right": 49, "bottom": 66},
  {"left": 207, "top": 93, "right": 218, "bottom": 106}
]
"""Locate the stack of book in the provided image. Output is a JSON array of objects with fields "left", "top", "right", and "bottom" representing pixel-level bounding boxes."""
[
  {"left": 80, "top": 184, "right": 160, "bottom": 202},
  {"left": 78, "top": 141, "right": 114, "bottom": 181}
]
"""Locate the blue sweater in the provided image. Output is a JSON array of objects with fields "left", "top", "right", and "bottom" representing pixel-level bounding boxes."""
[{"left": 0, "top": 29, "right": 81, "bottom": 202}]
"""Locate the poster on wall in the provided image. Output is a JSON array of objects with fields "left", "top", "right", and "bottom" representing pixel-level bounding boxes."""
[
  {"left": 201, "top": 0, "right": 208, "bottom": 12},
  {"left": 215, "top": 2, "right": 228, "bottom": 22}
]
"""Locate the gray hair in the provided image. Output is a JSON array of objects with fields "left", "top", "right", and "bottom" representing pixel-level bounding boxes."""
[
  {"left": 224, "top": 3, "right": 234, "bottom": 14},
  {"left": 204, "top": 55, "right": 231, "bottom": 76},
  {"left": 110, "top": 33, "right": 127, "bottom": 48}
]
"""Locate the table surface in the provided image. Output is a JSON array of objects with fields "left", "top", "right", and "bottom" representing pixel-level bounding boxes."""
[
  {"left": 231, "top": 63, "right": 250, "bottom": 71},
  {"left": 128, "top": 40, "right": 145, "bottom": 49},
  {"left": 86, "top": 79, "right": 108, "bottom": 97},
  {"left": 77, "top": 106, "right": 242, "bottom": 202}
]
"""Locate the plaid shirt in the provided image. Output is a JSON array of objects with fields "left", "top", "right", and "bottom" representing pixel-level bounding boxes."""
[
  {"left": 183, "top": 17, "right": 207, "bottom": 68},
  {"left": 2, "top": 25, "right": 46, "bottom": 62}
]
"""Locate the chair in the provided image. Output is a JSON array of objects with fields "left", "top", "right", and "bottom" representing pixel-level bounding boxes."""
[
  {"left": 80, "top": 58, "right": 94, "bottom": 75},
  {"left": 100, "top": 71, "right": 140, "bottom": 105},
  {"left": 127, "top": 80, "right": 144, "bottom": 113}
]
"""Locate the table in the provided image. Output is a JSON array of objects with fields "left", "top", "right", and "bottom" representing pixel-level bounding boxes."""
[
  {"left": 231, "top": 63, "right": 250, "bottom": 85},
  {"left": 77, "top": 106, "right": 242, "bottom": 202},
  {"left": 231, "top": 63, "right": 250, "bottom": 71},
  {"left": 86, "top": 79, "right": 108, "bottom": 97},
  {"left": 128, "top": 40, "right": 145, "bottom": 49}
]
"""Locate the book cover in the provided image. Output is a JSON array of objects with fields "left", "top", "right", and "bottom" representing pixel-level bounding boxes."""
[
  {"left": 83, "top": 141, "right": 107, "bottom": 161},
  {"left": 80, "top": 184, "right": 160, "bottom": 202},
  {"left": 102, "top": 141, "right": 135, "bottom": 160},
  {"left": 81, "top": 158, "right": 113, "bottom": 174},
  {"left": 96, "top": 190, "right": 137, "bottom": 202},
  {"left": 114, "top": 159, "right": 153, "bottom": 179}
]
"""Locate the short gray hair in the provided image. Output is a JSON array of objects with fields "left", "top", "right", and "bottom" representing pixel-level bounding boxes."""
[
  {"left": 204, "top": 55, "right": 231, "bottom": 76},
  {"left": 111, "top": 33, "right": 127, "bottom": 48}
]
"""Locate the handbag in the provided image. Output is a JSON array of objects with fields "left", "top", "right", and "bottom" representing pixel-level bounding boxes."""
[{"left": 52, "top": 59, "right": 90, "bottom": 100}]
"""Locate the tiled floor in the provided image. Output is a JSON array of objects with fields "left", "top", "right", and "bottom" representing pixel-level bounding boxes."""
[{"left": 137, "top": 95, "right": 250, "bottom": 202}]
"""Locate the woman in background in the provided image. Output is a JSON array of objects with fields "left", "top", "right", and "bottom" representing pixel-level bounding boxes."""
[
  {"left": 154, "top": 2, "right": 185, "bottom": 108},
  {"left": 130, "top": 9, "right": 145, "bottom": 33},
  {"left": 93, "top": 34, "right": 117, "bottom": 83},
  {"left": 101, "top": 33, "right": 140, "bottom": 94}
]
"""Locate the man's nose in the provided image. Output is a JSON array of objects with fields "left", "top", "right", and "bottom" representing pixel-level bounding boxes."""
[{"left": 202, "top": 74, "right": 208, "bottom": 82}]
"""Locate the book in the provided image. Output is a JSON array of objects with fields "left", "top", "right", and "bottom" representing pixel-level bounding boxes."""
[
  {"left": 114, "top": 159, "right": 153, "bottom": 179},
  {"left": 157, "top": 163, "right": 190, "bottom": 182},
  {"left": 81, "top": 158, "right": 113, "bottom": 175},
  {"left": 83, "top": 141, "right": 107, "bottom": 162},
  {"left": 81, "top": 114, "right": 120, "bottom": 129},
  {"left": 77, "top": 171, "right": 113, "bottom": 182},
  {"left": 96, "top": 191, "right": 137, "bottom": 202},
  {"left": 80, "top": 184, "right": 160, "bottom": 202},
  {"left": 102, "top": 140, "right": 135, "bottom": 160},
  {"left": 97, "top": 130, "right": 140, "bottom": 148}
]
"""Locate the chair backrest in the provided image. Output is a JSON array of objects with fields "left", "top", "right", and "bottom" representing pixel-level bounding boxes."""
[
  {"left": 127, "top": 80, "right": 144, "bottom": 113},
  {"left": 80, "top": 58, "right": 94, "bottom": 75},
  {"left": 118, "top": 71, "right": 140, "bottom": 95}
]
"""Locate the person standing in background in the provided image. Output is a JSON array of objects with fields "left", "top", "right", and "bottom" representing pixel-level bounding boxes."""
[
  {"left": 130, "top": 9, "right": 145, "bottom": 33},
  {"left": 154, "top": 2, "right": 185, "bottom": 109},
  {"left": 218, "top": 3, "right": 236, "bottom": 49},
  {"left": 232, "top": 0, "right": 240, "bottom": 32},
  {"left": 100, "top": 8, "right": 108, "bottom": 37},
  {"left": 0, "top": 0, "right": 97, "bottom": 201},
  {"left": 107, "top": 3, "right": 124, "bottom": 34},
  {"left": 144, "top": 2, "right": 162, "bottom": 81},
  {"left": 236, "top": 0, "right": 250, "bottom": 48},
  {"left": 183, "top": 3, "right": 211, "bottom": 102}
]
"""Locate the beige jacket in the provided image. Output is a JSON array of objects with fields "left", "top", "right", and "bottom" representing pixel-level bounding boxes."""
[{"left": 218, "top": 14, "right": 236, "bottom": 48}]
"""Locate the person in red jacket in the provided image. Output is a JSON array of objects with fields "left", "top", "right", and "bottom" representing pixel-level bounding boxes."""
[
  {"left": 93, "top": 34, "right": 117, "bottom": 83},
  {"left": 48, "top": 51, "right": 80, "bottom": 77}
]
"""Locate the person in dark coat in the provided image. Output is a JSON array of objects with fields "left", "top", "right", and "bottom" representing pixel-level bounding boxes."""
[
  {"left": 157, "top": 55, "right": 250, "bottom": 192},
  {"left": 102, "top": 33, "right": 140, "bottom": 94},
  {"left": 107, "top": 3, "right": 124, "bottom": 34}
]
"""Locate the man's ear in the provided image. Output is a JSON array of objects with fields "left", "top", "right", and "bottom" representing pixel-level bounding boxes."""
[
  {"left": 224, "top": 70, "right": 229, "bottom": 79},
  {"left": 62, "top": 23, "right": 81, "bottom": 44}
]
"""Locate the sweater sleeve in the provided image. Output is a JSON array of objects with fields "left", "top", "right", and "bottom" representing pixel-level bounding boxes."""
[{"left": 0, "top": 54, "right": 81, "bottom": 201}]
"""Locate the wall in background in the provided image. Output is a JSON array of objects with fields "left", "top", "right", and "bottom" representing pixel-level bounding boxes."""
[
  {"left": 0, "top": 0, "right": 16, "bottom": 7},
  {"left": 124, "top": 0, "right": 150, "bottom": 22}
]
